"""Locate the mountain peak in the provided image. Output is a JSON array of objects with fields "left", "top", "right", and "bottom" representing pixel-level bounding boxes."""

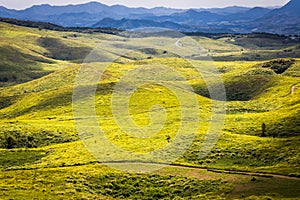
[
  {"left": 83, "top": 1, "right": 107, "bottom": 7},
  {"left": 186, "top": 9, "right": 199, "bottom": 14},
  {"left": 29, "top": 4, "right": 51, "bottom": 9},
  {"left": 86, "top": 1, "right": 104, "bottom": 5},
  {"left": 277, "top": 0, "right": 300, "bottom": 16},
  {"left": 285, "top": 0, "right": 300, "bottom": 7}
]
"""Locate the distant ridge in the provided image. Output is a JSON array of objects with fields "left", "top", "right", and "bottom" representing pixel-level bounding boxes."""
[
  {"left": 0, "top": 17, "right": 121, "bottom": 35},
  {"left": 251, "top": 0, "right": 300, "bottom": 34},
  {"left": 0, "top": 0, "right": 299, "bottom": 34}
]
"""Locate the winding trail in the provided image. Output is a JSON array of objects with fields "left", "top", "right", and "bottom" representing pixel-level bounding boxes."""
[
  {"left": 175, "top": 40, "right": 182, "bottom": 48},
  {"left": 4, "top": 160, "right": 299, "bottom": 180},
  {"left": 103, "top": 162, "right": 300, "bottom": 180}
]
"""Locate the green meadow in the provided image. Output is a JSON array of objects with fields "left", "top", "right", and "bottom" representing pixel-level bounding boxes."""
[{"left": 0, "top": 21, "right": 299, "bottom": 199}]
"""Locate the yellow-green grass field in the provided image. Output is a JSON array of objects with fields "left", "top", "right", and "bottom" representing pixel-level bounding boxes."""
[{"left": 0, "top": 21, "right": 299, "bottom": 199}]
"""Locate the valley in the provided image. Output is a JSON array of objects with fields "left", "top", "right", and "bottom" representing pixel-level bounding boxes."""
[{"left": 0, "top": 14, "right": 299, "bottom": 200}]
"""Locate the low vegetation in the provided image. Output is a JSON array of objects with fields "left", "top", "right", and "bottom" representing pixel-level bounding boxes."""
[{"left": 0, "top": 20, "right": 299, "bottom": 199}]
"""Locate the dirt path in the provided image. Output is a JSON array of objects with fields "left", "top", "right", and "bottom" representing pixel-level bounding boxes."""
[
  {"left": 4, "top": 161, "right": 299, "bottom": 180},
  {"left": 175, "top": 40, "right": 182, "bottom": 48},
  {"left": 103, "top": 162, "right": 300, "bottom": 180}
]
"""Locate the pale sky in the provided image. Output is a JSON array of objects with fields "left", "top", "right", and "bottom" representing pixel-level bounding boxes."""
[{"left": 0, "top": 0, "right": 291, "bottom": 10}]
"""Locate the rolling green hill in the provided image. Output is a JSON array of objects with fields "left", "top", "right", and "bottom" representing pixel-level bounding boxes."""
[
  {"left": 0, "top": 21, "right": 299, "bottom": 199},
  {"left": 0, "top": 21, "right": 104, "bottom": 87}
]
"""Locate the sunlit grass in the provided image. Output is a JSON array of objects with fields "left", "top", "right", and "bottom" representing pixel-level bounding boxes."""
[{"left": 0, "top": 21, "right": 299, "bottom": 199}]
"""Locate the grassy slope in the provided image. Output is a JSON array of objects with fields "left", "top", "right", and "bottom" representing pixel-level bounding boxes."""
[
  {"left": 0, "top": 22, "right": 299, "bottom": 199},
  {"left": 0, "top": 22, "right": 108, "bottom": 87}
]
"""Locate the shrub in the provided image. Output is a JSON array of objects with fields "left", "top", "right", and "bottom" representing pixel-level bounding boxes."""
[
  {"left": 5, "top": 135, "right": 17, "bottom": 149},
  {"left": 259, "top": 59, "right": 295, "bottom": 74}
]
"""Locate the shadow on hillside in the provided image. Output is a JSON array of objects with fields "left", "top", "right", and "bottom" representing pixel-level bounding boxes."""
[
  {"left": 38, "top": 37, "right": 92, "bottom": 63},
  {"left": 193, "top": 75, "right": 273, "bottom": 101},
  {"left": 0, "top": 150, "right": 46, "bottom": 168},
  {"left": 3, "top": 82, "right": 116, "bottom": 118},
  {"left": 0, "top": 45, "right": 53, "bottom": 85}
]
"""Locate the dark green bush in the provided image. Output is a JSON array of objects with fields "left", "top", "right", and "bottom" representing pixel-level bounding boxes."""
[
  {"left": 0, "top": 129, "right": 78, "bottom": 149},
  {"left": 260, "top": 59, "right": 295, "bottom": 74}
]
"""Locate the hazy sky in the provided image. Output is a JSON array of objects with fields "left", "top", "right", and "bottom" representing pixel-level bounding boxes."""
[{"left": 0, "top": 0, "right": 291, "bottom": 10}]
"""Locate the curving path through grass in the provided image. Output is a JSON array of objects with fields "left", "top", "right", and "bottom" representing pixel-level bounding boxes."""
[{"left": 103, "top": 161, "right": 300, "bottom": 180}]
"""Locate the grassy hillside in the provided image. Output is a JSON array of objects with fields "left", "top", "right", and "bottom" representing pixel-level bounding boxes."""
[
  {"left": 0, "top": 21, "right": 299, "bottom": 199},
  {"left": 0, "top": 22, "right": 104, "bottom": 86}
]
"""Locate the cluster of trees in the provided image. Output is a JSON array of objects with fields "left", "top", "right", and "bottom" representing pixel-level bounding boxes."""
[
  {"left": 184, "top": 32, "right": 296, "bottom": 40},
  {"left": 0, "top": 74, "right": 18, "bottom": 83},
  {"left": 0, "top": 129, "right": 77, "bottom": 149},
  {"left": 260, "top": 58, "right": 295, "bottom": 74},
  {"left": 1, "top": 132, "right": 37, "bottom": 149}
]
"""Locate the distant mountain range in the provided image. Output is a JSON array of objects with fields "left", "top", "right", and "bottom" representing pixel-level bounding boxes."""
[
  {"left": 249, "top": 0, "right": 300, "bottom": 34},
  {"left": 0, "top": 0, "right": 299, "bottom": 34}
]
